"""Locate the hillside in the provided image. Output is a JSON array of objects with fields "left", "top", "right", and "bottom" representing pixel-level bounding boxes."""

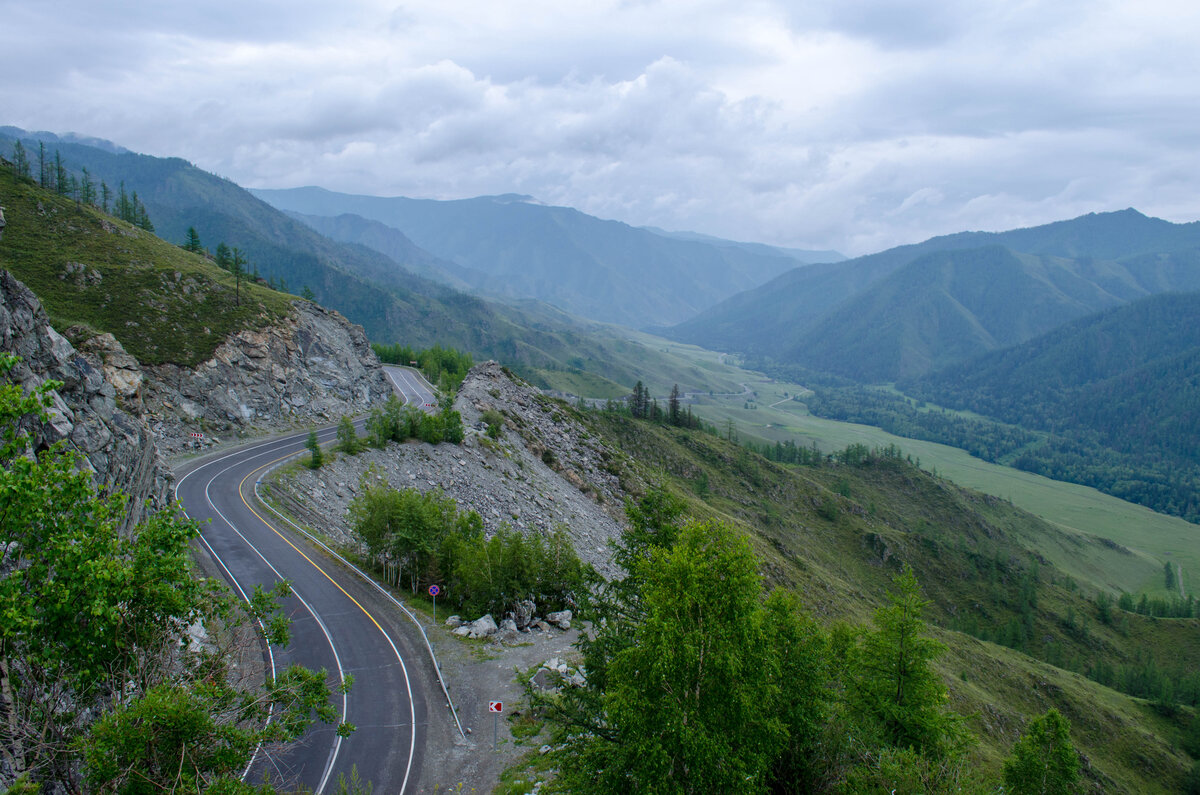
[
  {"left": 786, "top": 245, "right": 1135, "bottom": 381},
  {"left": 899, "top": 291, "right": 1200, "bottom": 518},
  {"left": 273, "top": 363, "right": 1200, "bottom": 792},
  {"left": 665, "top": 209, "right": 1200, "bottom": 379},
  {"left": 0, "top": 164, "right": 291, "bottom": 366},
  {"left": 251, "top": 186, "right": 815, "bottom": 328},
  {"left": 0, "top": 130, "right": 756, "bottom": 399}
]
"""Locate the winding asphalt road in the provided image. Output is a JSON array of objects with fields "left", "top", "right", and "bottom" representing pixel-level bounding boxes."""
[{"left": 174, "top": 367, "right": 442, "bottom": 793}]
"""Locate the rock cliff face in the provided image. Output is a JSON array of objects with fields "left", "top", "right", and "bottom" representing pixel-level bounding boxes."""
[
  {"left": 269, "top": 362, "right": 641, "bottom": 576},
  {"left": 142, "top": 301, "right": 392, "bottom": 456},
  {"left": 0, "top": 271, "right": 169, "bottom": 529},
  {"left": 2, "top": 268, "right": 392, "bottom": 526}
]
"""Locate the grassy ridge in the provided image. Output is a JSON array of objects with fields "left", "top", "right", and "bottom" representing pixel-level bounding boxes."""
[{"left": 0, "top": 167, "right": 292, "bottom": 366}]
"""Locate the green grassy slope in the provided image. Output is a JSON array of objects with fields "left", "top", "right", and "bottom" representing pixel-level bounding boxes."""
[
  {"left": 572, "top": 404, "right": 1199, "bottom": 791},
  {"left": 0, "top": 167, "right": 291, "bottom": 366},
  {"left": 646, "top": 346, "right": 1200, "bottom": 597}
]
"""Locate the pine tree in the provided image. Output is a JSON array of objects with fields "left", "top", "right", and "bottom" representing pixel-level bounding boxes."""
[
  {"left": 183, "top": 227, "right": 203, "bottom": 253},
  {"left": 100, "top": 181, "right": 111, "bottom": 213},
  {"left": 668, "top": 384, "right": 681, "bottom": 426},
  {"left": 214, "top": 242, "right": 232, "bottom": 271},
  {"left": 306, "top": 429, "right": 323, "bottom": 468},
  {"left": 1002, "top": 708, "right": 1081, "bottom": 794},
  {"left": 37, "top": 141, "right": 47, "bottom": 188},
  {"left": 231, "top": 248, "right": 247, "bottom": 306},
  {"left": 80, "top": 167, "right": 96, "bottom": 207},
  {"left": 10, "top": 140, "right": 30, "bottom": 180},
  {"left": 53, "top": 150, "right": 68, "bottom": 196},
  {"left": 847, "top": 566, "right": 965, "bottom": 756}
]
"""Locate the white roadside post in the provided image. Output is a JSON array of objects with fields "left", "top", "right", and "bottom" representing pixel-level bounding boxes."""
[{"left": 488, "top": 700, "right": 503, "bottom": 751}]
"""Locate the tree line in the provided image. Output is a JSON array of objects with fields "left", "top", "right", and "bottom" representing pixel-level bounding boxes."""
[
  {"left": 349, "top": 481, "right": 596, "bottom": 618},
  {"left": 372, "top": 342, "right": 474, "bottom": 393},
  {"left": 7, "top": 140, "right": 153, "bottom": 231}
]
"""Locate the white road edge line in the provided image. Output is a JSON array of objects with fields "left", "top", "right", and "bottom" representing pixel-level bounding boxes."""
[
  {"left": 175, "top": 430, "right": 349, "bottom": 794},
  {"left": 254, "top": 460, "right": 468, "bottom": 741}
]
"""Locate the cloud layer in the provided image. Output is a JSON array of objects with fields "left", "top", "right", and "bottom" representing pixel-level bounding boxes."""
[{"left": 4, "top": 0, "right": 1199, "bottom": 255}]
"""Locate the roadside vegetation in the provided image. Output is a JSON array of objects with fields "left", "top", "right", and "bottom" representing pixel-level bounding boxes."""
[
  {"left": 0, "top": 355, "right": 347, "bottom": 793},
  {"left": 347, "top": 478, "right": 596, "bottom": 617},
  {"left": 371, "top": 342, "right": 474, "bottom": 393}
]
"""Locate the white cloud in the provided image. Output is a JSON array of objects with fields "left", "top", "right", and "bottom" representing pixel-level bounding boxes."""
[{"left": 3, "top": 0, "right": 1200, "bottom": 255}]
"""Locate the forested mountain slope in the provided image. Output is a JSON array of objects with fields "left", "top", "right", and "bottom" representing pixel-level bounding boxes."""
[
  {"left": 252, "top": 186, "right": 817, "bottom": 328},
  {"left": 665, "top": 209, "right": 1200, "bottom": 379},
  {"left": 902, "top": 291, "right": 1200, "bottom": 515}
]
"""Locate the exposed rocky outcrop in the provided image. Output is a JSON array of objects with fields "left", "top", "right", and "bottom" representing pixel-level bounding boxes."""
[
  {"left": 268, "top": 362, "right": 639, "bottom": 576},
  {"left": 142, "top": 301, "right": 391, "bottom": 456},
  {"left": 0, "top": 271, "right": 169, "bottom": 529}
]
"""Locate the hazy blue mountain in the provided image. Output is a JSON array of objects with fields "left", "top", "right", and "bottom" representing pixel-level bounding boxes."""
[
  {"left": 284, "top": 211, "right": 479, "bottom": 292},
  {"left": 639, "top": 226, "right": 844, "bottom": 264},
  {"left": 251, "top": 186, "right": 817, "bottom": 328},
  {"left": 666, "top": 209, "right": 1200, "bottom": 379}
]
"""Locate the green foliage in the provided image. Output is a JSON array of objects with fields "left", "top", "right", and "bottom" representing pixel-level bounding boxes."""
[
  {"left": 1002, "top": 708, "right": 1081, "bottom": 795},
  {"left": 372, "top": 342, "right": 473, "bottom": 393},
  {"left": 363, "top": 394, "right": 462, "bottom": 448},
  {"left": 0, "top": 355, "right": 344, "bottom": 791},
  {"left": 845, "top": 566, "right": 967, "bottom": 757},
  {"left": 183, "top": 225, "right": 203, "bottom": 253},
  {"left": 349, "top": 481, "right": 595, "bottom": 615},
  {"left": 305, "top": 428, "right": 323, "bottom": 468},
  {"left": 336, "top": 415, "right": 362, "bottom": 455},
  {"left": 482, "top": 408, "right": 505, "bottom": 438}
]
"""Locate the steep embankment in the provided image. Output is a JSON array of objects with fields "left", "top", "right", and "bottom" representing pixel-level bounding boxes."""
[
  {"left": 0, "top": 271, "right": 169, "bottom": 528},
  {"left": 269, "top": 361, "right": 633, "bottom": 576}
]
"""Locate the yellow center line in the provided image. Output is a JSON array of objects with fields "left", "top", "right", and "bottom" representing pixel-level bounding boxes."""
[{"left": 238, "top": 453, "right": 391, "bottom": 637}]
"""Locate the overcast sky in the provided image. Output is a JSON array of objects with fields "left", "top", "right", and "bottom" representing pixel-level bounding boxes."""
[{"left": 3, "top": 0, "right": 1199, "bottom": 256}]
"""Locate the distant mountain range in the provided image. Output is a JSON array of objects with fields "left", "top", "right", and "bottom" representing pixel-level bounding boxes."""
[
  {"left": 251, "top": 186, "right": 840, "bottom": 328},
  {"left": 666, "top": 209, "right": 1200, "bottom": 382},
  {"left": 0, "top": 127, "right": 764, "bottom": 396}
]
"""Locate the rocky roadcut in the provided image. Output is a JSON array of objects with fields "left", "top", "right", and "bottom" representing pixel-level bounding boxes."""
[{"left": 273, "top": 361, "right": 637, "bottom": 575}]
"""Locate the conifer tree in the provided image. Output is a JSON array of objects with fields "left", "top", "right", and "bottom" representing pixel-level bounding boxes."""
[
  {"left": 231, "top": 247, "right": 247, "bottom": 306},
  {"left": 37, "top": 141, "right": 47, "bottom": 188},
  {"left": 183, "top": 226, "right": 203, "bottom": 253},
  {"left": 10, "top": 140, "right": 30, "bottom": 180},
  {"left": 53, "top": 150, "right": 68, "bottom": 195},
  {"left": 1002, "top": 708, "right": 1081, "bottom": 794}
]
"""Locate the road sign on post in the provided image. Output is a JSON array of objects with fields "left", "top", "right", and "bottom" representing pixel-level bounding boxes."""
[
  {"left": 428, "top": 584, "right": 440, "bottom": 622},
  {"left": 489, "top": 701, "right": 503, "bottom": 750}
]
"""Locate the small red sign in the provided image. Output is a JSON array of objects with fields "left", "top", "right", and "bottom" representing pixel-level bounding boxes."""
[
  {"left": 189, "top": 432, "right": 203, "bottom": 439},
  {"left": 488, "top": 701, "right": 503, "bottom": 713}
]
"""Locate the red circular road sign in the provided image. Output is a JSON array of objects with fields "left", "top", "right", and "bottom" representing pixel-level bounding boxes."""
[
  {"left": 428, "top": 584, "right": 440, "bottom": 597},
  {"left": 488, "top": 701, "right": 503, "bottom": 713}
]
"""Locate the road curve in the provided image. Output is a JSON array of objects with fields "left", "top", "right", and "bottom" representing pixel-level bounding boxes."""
[
  {"left": 174, "top": 427, "right": 430, "bottom": 794},
  {"left": 383, "top": 365, "right": 437, "bottom": 408}
]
